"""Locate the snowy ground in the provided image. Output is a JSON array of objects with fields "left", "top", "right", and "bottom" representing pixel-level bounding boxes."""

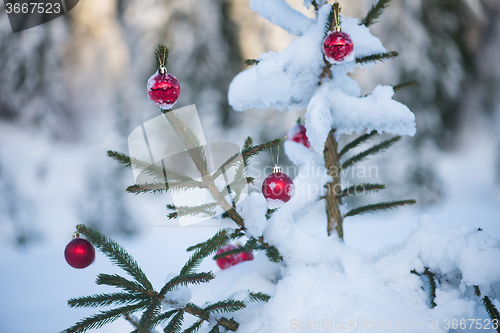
[{"left": 0, "top": 123, "right": 498, "bottom": 333}]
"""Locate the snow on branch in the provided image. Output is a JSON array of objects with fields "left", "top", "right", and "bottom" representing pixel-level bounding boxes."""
[
  {"left": 250, "top": 0, "right": 314, "bottom": 36},
  {"left": 228, "top": 7, "right": 387, "bottom": 113},
  {"left": 305, "top": 82, "right": 416, "bottom": 153}
]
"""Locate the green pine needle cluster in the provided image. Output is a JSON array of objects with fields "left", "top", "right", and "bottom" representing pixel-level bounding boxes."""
[
  {"left": 361, "top": 0, "right": 392, "bottom": 27},
  {"left": 62, "top": 226, "right": 270, "bottom": 333},
  {"left": 356, "top": 51, "right": 399, "bottom": 64},
  {"left": 336, "top": 132, "right": 416, "bottom": 219}
]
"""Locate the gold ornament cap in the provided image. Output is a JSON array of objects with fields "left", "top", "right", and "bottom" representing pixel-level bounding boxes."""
[{"left": 273, "top": 165, "right": 282, "bottom": 173}]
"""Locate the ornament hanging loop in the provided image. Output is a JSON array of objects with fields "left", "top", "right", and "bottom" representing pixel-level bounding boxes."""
[
  {"left": 72, "top": 232, "right": 80, "bottom": 239},
  {"left": 331, "top": 2, "right": 342, "bottom": 32}
]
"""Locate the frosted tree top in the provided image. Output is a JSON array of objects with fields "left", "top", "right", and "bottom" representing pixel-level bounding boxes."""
[{"left": 228, "top": 1, "right": 416, "bottom": 152}]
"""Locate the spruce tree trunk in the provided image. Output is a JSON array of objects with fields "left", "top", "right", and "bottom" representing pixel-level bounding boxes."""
[{"left": 324, "top": 129, "right": 343, "bottom": 238}]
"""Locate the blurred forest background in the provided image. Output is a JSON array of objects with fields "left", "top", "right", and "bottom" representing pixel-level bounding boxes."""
[{"left": 1, "top": 0, "right": 500, "bottom": 246}]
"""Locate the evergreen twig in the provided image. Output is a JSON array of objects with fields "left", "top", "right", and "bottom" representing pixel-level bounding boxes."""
[
  {"left": 126, "top": 180, "right": 205, "bottom": 195},
  {"left": 356, "top": 51, "right": 399, "bottom": 64},
  {"left": 68, "top": 292, "right": 148, "bottom": 308},
  {"left": 208, "top": 326, "right": 221, "bottom": 333},
  {"left": 266, "top": 208, "right": 278, "bottom": 220},
  {"left": 248, "top": 292, "right": 271, "bottom": 303},
  {"left": 324, "top": 3, "right": 338, "bottom": 36},
  {"left": 163, "top": 310, "right": 184, "bottom": 333},
  {"left": 62, "top": 301, "right": 149, "bottom": 333},
  {"left": 95, "top": 274, "right": 151, "bottom": 296},
  {"left": 213, "top": 246, "right": 248, "bottom": 260},
  {"left": 393, "top": 80, "right": 418, "bottom": 92},
  {"left": 77, "top": 225, "right": 154, "bottom": 292},
  {"left": 242, "top": 138, "right": 283, "bottom": 165},
  {"left": 180, "top": 230, "right": 229, "bottom": 276},
  {"left": 341, "top": 136, "right": 401, "bottom": 169},
  {"left": 339, "top": 183, "right": 386, "bottom": 198},
  {"left": 183, "top": 319, "right": 204, "bottom": 333},
  {"left": 265, "top": 245, "right": 283, "bottom": 263},
  {"left": 483, "top": 296, "right": 500, "bottom": 332},
  {"left": 344, "top": 200, "right": 416, "bottom": 217},
  {"left": 168, "top": 203, "right": 218, "bottom": 220},
  {"left": 244, "top": 59, "right": 259, "bottom": 66},
  {"left": 107, "top": 151, "right": 192, "bottom": 183},
  {"left": 204, "top": 300, "right": 246, "bottom": 313},
  {"left": 338, "top": 131, "right": 377, "bottom": 158},
  {"left": 155, "top": 44, "right": 169, "bottom": 69},
  {"left": 423, "top": 268, "right": 437, "bottom": 308},
  {"left": 361, "top": 0, "right": 392, "bottom": 27}
]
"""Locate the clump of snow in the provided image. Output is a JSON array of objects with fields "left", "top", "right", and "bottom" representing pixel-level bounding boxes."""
[
  {"left": 192, "top": 212, "right": 499, "bottom": 333},
  {"left": 306, "top": 81, "right": 416, "bottom": 152},
  {"left": 228, "top": 5, "right": 329, "bottom": 112},
  {"left": 266, "top": 198, "right": 286, "bottom": 209},
  {"left": 238, "top": 193, "right": 269, "bottom": 239},
  {"left": 284, "top": 140, "right": 324, "bottom": 166},
  {"left": 303, "top": 0, "right": 327, "bottom": 10},
  {"left": 250, "top": 0, "right": 314, "bottom": 36},
  {"left": 228, "top": 6, "right": 388, "bottom": 113},
  {"left": 163, "top": 273, "right": 192, "bottom": 309}
]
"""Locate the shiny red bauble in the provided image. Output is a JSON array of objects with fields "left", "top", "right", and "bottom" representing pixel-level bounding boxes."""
[
  {"left": 287, "top": 123, "right": 311, "bottom": 148},
  {"left": 147, "top": 69, "right": 181, "bottom": 109},
  {"left": 216, "top": 244, "right": 254, "bottom": 269},
  {"left": 65, "top": 238, "right": 95, "bottom": 269},
  {"left": 262, "top": 167, "right": 295, "bottom": 207},
  {"left": 322, "top": 31, "right": 354, "bottom": 64}
]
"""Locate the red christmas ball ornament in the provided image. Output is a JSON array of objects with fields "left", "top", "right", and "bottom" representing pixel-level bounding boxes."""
[
  {"left": 65, "top": 237, "right": 95, "bottom": 269},
  {"left": 147, "top": 66, "right": 181, "bottom": 109},
  {"left": 322, "top": 31, "right": 354, "bottom": 64},
  {"left": 287, "top": 122, "right": 311, "bottom": 148},
  {"left": 262, "top": 166, "right": 295, "bottom": 207},
  {"left": 216, "top": 244, "right": 254, "bottom": 269}
]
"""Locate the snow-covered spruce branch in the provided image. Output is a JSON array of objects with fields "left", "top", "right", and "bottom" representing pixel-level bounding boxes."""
[
  {"left": 423, "top": 268, "right": 438, "bottom": 308},
  {"left": 361, "top": 0, "right": 392, "bottom": 27},
  {"left": 63, "top": 226, "right": 270, "bottom": 333}
]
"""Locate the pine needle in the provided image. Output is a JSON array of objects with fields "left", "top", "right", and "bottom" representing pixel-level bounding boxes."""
[
  {"left": 204, "top": 300, "right": 246, "bottom": 314},
  {"left": 393, "top": 80, "right": 418, "bottom": 92},
  {"left": 61, "top": 301, "right": 149, "bottom": 333},
  {"left": 344, "top": 200, "right": 416, "bottom": 217},
  {"left": 341, "top": 136, "right": 401, "bottom": 169},
  {"left": 163, "top": 310, "right": 184, "bottom": 333},
  {"left": 356, "top": 51, "right": 398, "bottom": 64},
  {"left": 248, "top": 292, "right": 271, "bottom": 303},
  {"left": 338, "top": 131, "right": 377, "bottom": 158},
  {"left": 68, "top": 292, "right": 148, "bottom": 308},
  {"left": 361, "top": 0, "right": 392, "bottom": 27},
  {"left": 95, "top": 274, "right": 150, "bottom": 295},
  {"left": 155, "top": 44, "right": 169, "bottom": 69},
  {"left": 77, "top": 225, "right": 154, "bottom": 292},
  {"left": 423, "top": 269, "right": 437, "bottom": 308},
  {"left": 183, "top": 319, "right": 204, "bottom": 333},
  {"left": 483, "top": 296, "right": 500, "bottom": 331}
]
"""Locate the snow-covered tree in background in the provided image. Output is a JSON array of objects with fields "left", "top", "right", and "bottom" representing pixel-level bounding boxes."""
[{"left": 62, "top": 1, "right": 500, "bottom": 333}]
